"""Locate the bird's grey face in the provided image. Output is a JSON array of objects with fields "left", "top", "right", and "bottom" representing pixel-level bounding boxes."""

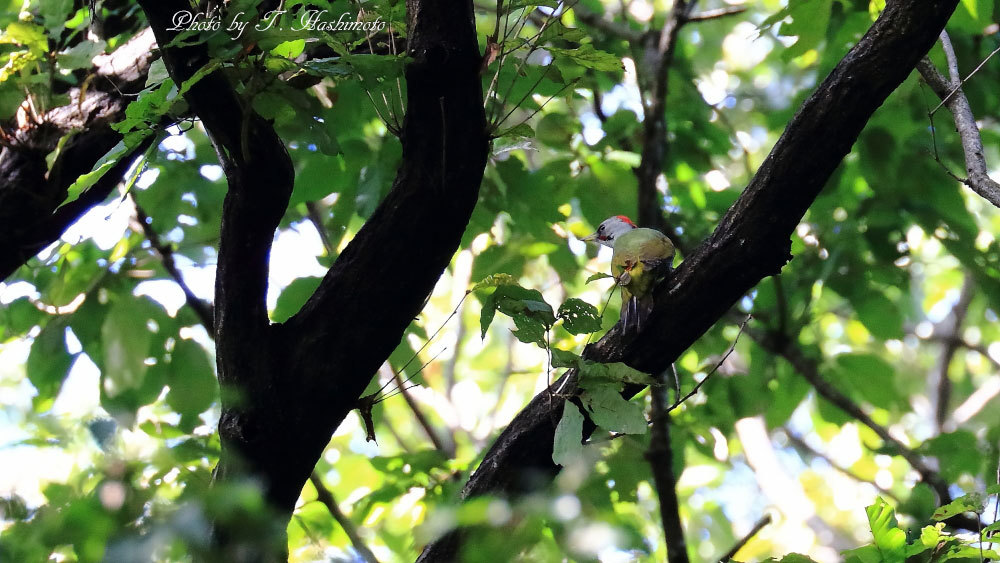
[
  {"left": 582, "top": 216, "right": 634, "bottom": 247},
  {"left": 594, "top": 221, "right": 616, "bottom": 247}
]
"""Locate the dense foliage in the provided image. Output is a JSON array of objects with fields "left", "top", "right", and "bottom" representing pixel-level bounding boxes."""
[{"left": 1, "top": 0, "right": 999, "bottom": 561}]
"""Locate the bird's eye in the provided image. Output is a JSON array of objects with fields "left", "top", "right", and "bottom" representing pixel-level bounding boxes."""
[{"left": 598, "top": 225, "right": 605, "bottom": 233}]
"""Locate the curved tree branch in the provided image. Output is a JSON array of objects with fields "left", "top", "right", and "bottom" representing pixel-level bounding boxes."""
[
  {"left": 418, "top": 1, "right": 960, "bottom": 558},
  {"left": 916, "top": 32, "right": 1000, "bottom": 209},
  {"left": 0, "top": 28, "right": 158, "bottom": 280}
]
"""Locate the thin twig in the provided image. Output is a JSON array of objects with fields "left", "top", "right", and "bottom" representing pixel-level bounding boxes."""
[
  {"left": 133, "top": 200, "right": 215, "bottom": 332},
  {"left": 686, "top": 5, "right": 747, "bottom": 23},
  {"left": 716, "top": 513, "right": 771, "bottom": 562},
  {"left": 917, "top": 32, "right": 1000, "bottom": 208},
  {"left": 930, "top": 275, "right": 975, "bottom": 431},
  {"left": 929, "top": 43, "right": 1000, "bottom": 116},
  {"left": 668, "top": 315, "right": 750, "bottom": 412},
  {"left": 310, "top": 472, "right": 380, "bottom": 563},
  {"left": 305, "top": 201, "right": 335, "bottom": 256},
  {"left": 372, "top": 291, "right": 469, "bottom": 398},
  {"left": 784, "top": 430, "right": 899, "bottom": 502},
  {"left": 748, "top": 327, "right": 981, "bottom": 531},
  {"left": 388, "top": 364, "right": 455, "bottom": 457}
]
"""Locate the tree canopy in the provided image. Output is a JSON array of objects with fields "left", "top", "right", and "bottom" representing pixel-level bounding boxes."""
[{"left": 1, "top": 0, "right": 1000, "bottom": 561}]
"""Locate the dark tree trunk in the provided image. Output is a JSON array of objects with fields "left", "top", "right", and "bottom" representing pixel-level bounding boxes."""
[{"left": 138, "top": 0, "right": 488, "bottom": 560}]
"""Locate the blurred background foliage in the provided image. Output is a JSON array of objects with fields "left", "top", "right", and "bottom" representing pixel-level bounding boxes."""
[{"left": 1, "top": 0, "right": 1000, "bottom": 561}]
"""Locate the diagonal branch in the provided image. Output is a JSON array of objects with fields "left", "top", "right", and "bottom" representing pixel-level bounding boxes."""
[
  {"left": 749, "top": 327, "right": 980, "bottom": 531},
  {"left": 0, "top": 28, "right": 158, "bottom": 281},
  {"left": 572, "top": 4, "right": 642, "bottom": 42},
  {"left": 133, "top": 201, "right": 215, "bottom": 332},
  {"left": 418, "top": 1, "right": 961, "bottom": 558},
  {"left": 310, "top": 472, "right": 380, "bottom": 563},
  {"left": 917, "top": 32, "right": 1000, "bottom": 209}
]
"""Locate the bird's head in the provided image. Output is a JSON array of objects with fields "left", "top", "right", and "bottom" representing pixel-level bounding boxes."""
[{"left": 582, "top": 215, "right": 636, "bottom": 247}]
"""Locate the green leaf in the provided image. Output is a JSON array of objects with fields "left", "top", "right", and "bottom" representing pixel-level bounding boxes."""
[
  {"left": 833, "top": 353, "right": 898, "bottom": 409},
  {"left": 982, "top": 520, "right": 1000, "bottom": 537},
  {"left": 547, "top": 45, "right": 622, "bottom": 72},
  {"left": 921, "top": 431, "right": 981, "bottom": 482},
  {"left": 557, "top": 298, "right": 602, "bottom": 335},
  {"left": 920, "top": 523, "right": 944, "bottom": 547},
  {"left": 932, "top": 492, "right": 984, "bottom": 521},
  {"left": 864, "top": 496, "right": 906, "bottom": 562},
  {"left": 505, "top": 0, "right": 559, "bottom": 12},
  {"left": 552, "top": 401, "right": 584, "bottom": 465},
  {"left": 1, "top": 22, "right": 47, "bottom": 53},
  {"left": 272, "top": 277, "right": 323, "bottom": 323},
  {"left": 271, "top": 39, "right": 305, "bottom": 58},
  {"left": 550, "top": 348, "right": 579, "bottom": 369},
  {"left": 62, "top": 141, "right": 131, "bottom": 205},
  {"left": 479, "top": 291, "right": 499, "bottom": 340},
  {"left": 497, "top": 122, "right": 534, "bottom": 139},
  {"left": 165, "top": 340, "right": 217, "bottom": 417},
  {"left": 27, "top": 321, "right": 73, "bottom": 405},
  {"left": 39, "top": 0, "right": 73, "bottom": 34},
  {"left": 580, "top": 384, "right": 647, "bottom": 434},
  {"left": 777, "top": 0, "right": 833, "bottom": 61},
  {"left": 101, "top": 299, "right": 152, "bottom": 397},
  {"left": 764, "top": 555, "right": 821, "bottom": 563},
  {"left": 854, "top": 292, "right": 904, "bottom": 340},
  {"left": 511, "top": 312, "right": 547, "bottom": 346},
  {"left": 578, "top": 360, "right": 656, "bottom": 387},
  {"left": 301, "top": 57, "right": 354, "bottom": 78},
  {"left": 586, "top": 272, "right": 614, "bottom": 283},
  {"left": 145, "top": 58, "right": 170, "bottom": 88},
  {"left": 56, "top": 40, "right": 106, "bottom": 70},
  {"left": 479, "top": 283, "right": 555, "bottom": 343},
  {"left": 472, "top": 273, "right": 518, "bottom": 291}
]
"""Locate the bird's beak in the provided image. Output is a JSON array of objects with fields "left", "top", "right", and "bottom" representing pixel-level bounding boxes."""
[{"left": 581, "top": 233, "right": 598, "bottom": 243}]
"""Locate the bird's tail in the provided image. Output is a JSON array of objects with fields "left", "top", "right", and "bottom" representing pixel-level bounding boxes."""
[{"left": 621, "top": 293, "right": 655, "bottom": 338}]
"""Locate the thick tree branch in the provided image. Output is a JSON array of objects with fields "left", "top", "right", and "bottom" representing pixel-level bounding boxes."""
[
  {"left": 253, "top": 0, "right": 488, "bottom": 522},
  {"left": 141, "top": 0, "right": 486, "bottom": 554},
  {"left": 0, "top": 29, "right": 158, "bottom": 280},
  {"left": 138, "top": 3, "right": 297, "bottom": 558},
  {"left": 917, "top": 32, "right": 1000, "bottom": 209},
  {"left": 419, "top": 1, "right": 961, "bottom": 558}
]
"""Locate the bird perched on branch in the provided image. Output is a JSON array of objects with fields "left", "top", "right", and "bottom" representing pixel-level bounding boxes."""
[{"left": 583, "top": 215, "right": 675, "bottom": 336}]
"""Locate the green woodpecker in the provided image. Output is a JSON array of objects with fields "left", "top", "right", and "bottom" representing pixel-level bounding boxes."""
[{"left": 583, "top": 215, "right": 675, "bottom": 335}]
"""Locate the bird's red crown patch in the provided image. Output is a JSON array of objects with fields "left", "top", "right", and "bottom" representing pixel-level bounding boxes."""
[{"left": 615, "top": 215, "right": 636, "bottom": 226}]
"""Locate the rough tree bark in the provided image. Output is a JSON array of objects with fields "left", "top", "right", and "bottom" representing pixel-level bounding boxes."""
[
  {"left": 138, "top": 0, "right": 487, "bottom": 559},
  {"left": 0, "top": 29, "right": 157, "bottom": 280},
  {"left": 417, "top": 0, "right": 959, "bottom": 559}
]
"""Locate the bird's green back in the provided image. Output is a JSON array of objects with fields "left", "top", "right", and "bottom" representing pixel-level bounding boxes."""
[{"left": 611, "top": 228, "right": 675, "bottom": 297}]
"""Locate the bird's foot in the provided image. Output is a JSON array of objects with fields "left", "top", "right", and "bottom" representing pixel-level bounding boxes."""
[{"left": 618, "top": 272, "right": 632, "bottom": 286}]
